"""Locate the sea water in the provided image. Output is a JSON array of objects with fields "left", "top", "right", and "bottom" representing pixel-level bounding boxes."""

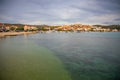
[{"left": 0, "top": 32, "right": 120, "bottom": 80}]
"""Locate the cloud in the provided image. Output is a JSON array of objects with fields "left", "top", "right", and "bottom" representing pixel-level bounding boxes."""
[
  {"left": 114, "top": 18, "right": 120, "bottom": 21},
  {"left": 83, "top": 14, "right": 120, "bottom": 24},
  {"left": 0, "top": 0, "right": 120, "bottom": 25}
]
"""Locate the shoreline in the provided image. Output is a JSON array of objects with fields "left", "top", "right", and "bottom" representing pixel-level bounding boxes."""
[
  {"left": 0, "top": 31, "right": 119, "bottom": 38},
  {"left": 0, "top": 31, "right": 38, "bottom": 38}
]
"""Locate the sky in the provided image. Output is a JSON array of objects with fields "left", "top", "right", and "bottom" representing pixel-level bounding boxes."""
[{"left": 0, "top": 0, "right": 120, "bottom": 25}]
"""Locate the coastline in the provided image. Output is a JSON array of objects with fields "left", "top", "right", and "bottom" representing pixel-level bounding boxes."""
[
  {"left": 0, "top": 31, "right": 38, "bottom": 38},
  {"left": 0, "top": 31, "right": 119, "bottom": 38}
]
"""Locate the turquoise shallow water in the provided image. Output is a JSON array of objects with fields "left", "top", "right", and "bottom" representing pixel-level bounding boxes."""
[{"left": 0, "top": 32, "right": 120, "bottom": 80}]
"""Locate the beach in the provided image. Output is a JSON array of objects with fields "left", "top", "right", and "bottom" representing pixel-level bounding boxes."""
[{"left": 0, "top": 32, "right": 38, "bottom": 38}]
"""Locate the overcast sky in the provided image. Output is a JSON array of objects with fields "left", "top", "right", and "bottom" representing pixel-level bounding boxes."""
[{"left": 0, "top": 0, "right": 120, "bottom": 25}]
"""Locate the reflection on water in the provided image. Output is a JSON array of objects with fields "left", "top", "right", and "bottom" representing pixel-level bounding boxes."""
[{"left": 31, "top": 32, "right": 120, "bottom": 80}]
